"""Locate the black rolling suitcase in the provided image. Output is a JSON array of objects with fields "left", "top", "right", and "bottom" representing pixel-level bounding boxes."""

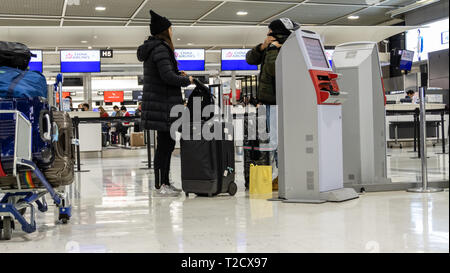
[{"left": 181, "top": 122, "right": 237, "bottom": 197}]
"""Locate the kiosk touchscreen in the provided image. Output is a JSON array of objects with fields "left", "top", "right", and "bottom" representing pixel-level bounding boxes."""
[
  {"left": 275, "top": 29, "right": 358, "bottom": 203},
  {"left": 332, "top": 42, "right": 391, "bottom": 187}
]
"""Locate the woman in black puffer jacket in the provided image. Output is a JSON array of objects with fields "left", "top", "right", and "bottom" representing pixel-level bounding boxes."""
[{"left": 137, "top": 10, "right": 193, "bottom": 196}]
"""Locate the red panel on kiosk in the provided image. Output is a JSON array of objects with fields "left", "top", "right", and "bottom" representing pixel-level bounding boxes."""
[
  {"left": 381, "top": 78, "right": 387, "bottom": 106},
  {"left": 104, "top": 91, "right": 124, "bottom": 103},
  {"left": 0, "top": 162, "right": 6, "bottom": 177},
  {"left": 309, "top": 70, "right": 340, "bottom": 105}
]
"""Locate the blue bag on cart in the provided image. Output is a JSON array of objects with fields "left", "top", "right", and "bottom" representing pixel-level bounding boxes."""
[
  {"left": 0, "top": 97, "right": 54, "bottom": 175},
  {"left": 0, "top": 66, "right": 47, "bottom": 99}
]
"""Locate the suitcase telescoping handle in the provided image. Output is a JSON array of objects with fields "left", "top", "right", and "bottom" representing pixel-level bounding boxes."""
[{"left": 43, "top": 113, "right": 52, "bottom": 141}]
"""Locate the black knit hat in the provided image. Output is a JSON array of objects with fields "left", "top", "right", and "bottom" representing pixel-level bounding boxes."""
[
  {"left": 269, "top": 18, "right": 294, "bottom": 35},
  {"left": 150, "top": 10, "right": 172, "bottom": 35}
]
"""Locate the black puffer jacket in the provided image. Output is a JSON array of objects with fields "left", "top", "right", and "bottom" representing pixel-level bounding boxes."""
[{"left": 137, "top": 37, "right": 191, "bottom": 131}]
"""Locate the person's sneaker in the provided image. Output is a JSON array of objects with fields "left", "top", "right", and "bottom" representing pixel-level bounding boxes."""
[
  {"left": 168, "top": 183, "right": 182, "bottom": 192},
  {"left": 152, "top": 185, "right": 180, "bottom": 197}
]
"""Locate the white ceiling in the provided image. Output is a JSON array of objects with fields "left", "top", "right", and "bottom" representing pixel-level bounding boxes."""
[
  {"left": 0, "top": 0, "right": 419, "bottom": 53},
  {"left": 0, "top": 0, "right": 417, "bottom": 27},
  {"left": 0, "top": 25, "right": 417, "bottom": 50}
]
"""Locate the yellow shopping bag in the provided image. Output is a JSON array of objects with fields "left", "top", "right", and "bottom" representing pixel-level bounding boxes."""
[{"left": 249, "top": 164, "right": 272, "bottom": 195}]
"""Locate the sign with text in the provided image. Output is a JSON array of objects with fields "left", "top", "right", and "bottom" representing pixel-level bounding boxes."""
[
  {"left": 221, "top": 49, "right": 258, "bottom": 71},
  {"left": 60, "top": 50, "right": 101, "bottom": 73},
  {"left": 56, "top": 92, "right": 71, "bottom": 104},
  {"left": 29, "top": 50, "right": 43, "bottom": 73},
  {"left": 104, "top": 91, "right": 124, "bottom": 103},
  {"left": 175, "top": 49, "right": 205, "bottom": 71},
  {"left": 100, "top": 49, "right": 113, "bottom": 58}
]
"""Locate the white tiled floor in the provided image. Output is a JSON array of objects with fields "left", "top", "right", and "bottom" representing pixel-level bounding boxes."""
[{"left": 0, "top": 146, "right": 448, "bottom": 253}]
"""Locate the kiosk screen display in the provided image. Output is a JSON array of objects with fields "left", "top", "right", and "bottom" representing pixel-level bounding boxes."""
[{"left": 302, "top": 37, "right": 329, "bottom": 69}]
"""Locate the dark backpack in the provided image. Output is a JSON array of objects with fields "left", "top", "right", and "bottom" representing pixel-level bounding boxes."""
[
  {"left": 0, "top": 41, "right": 35, "bottom": 70},
  {"left": 187, "top": 78, "right": 215, "bottom": 122}
]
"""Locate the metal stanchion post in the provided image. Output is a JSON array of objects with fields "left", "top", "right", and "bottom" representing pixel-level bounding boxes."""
[
  {"left": 74, "top": 118, "right": 90, "bottom": 173},
  {"left": 436, "top": 110, "right": 447, "bottom": 155},
  {"left": 408, "top": 87, "right": 443, "bottom": 193},
  {"left": 414, "top": 110, "right": 418, "bottom": 152},
  {"left": 140, "top": 129, "right": 153, "bottom": 170}
]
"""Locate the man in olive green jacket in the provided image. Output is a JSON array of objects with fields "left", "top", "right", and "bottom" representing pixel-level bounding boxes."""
[
  {"left": 246, "top": 18, "right": 297, "bottom": 105},
  {"left": 245, "top": 18, "right": 298, "bottom": 187}
]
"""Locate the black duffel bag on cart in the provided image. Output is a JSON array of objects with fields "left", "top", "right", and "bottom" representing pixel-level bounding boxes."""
[{"left": 0, "top": 41, "right": 36, "bottom": 70}]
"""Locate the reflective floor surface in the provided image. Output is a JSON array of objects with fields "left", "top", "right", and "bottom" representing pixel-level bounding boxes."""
[{"left": 0, "top": 146, "right": 448, "bottom": 253}]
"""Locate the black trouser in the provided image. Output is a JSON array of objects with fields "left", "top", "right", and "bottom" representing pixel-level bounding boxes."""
[{"left": 154, "top": 130, "right": 176, "bottom": 189}]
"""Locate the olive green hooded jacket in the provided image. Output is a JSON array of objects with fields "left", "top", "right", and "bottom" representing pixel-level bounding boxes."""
[{"left": 246, "top": 44, "right": 280, "bottom": 105}]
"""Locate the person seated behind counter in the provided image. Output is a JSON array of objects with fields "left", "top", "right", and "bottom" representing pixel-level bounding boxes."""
[
  {"left": 401, "top": 90, "right": 416, "bottom": 103},
  {"left": 82, "top": 103, "right": 90, "bottom": 111},
  {"left": 99, "top": 106, "right": 109, "bottom": 118},
  {"left": 111, "top": 105, "right": 121, "bottom": 117}
]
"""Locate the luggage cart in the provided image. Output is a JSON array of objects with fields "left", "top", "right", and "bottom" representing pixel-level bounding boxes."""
[{"left": 0, "top": 110, "right": 71, "bottom": 240}]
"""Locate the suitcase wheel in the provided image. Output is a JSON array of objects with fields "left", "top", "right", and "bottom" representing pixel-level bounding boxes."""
[
  {"left": 185, "top": 192, "right": 189, "bottom": 197},
  {"left": 228, "top": 182, "right": 237, "bottom": 196}
]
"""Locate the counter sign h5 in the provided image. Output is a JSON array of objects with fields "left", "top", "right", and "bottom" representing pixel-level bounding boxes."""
[
  {"left": 60, "top": 50, "right": 101, "bottom": 73},
  {"left": 221, "top": 49, "right": 258, "bottom": 71},
  {"left": 175, "top": 49, "right": 205, "bottom": 71}
]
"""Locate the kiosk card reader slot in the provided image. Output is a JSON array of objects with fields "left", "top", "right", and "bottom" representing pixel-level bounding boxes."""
[{"left": 275, "top": 29, "right": 358, "bottom": 203}]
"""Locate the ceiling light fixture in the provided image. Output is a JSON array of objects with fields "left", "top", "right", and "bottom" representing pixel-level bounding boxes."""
[
  {"left": 236, "top": 11, "right": 248, "bottom": 16},
  {"left": 81, "top": 40, "right": 88, "bottom": 43},
  {"left": 95, "top": 6, "right": 106, "bottom": 11},
  {"left": 348, "top": 15, "right": 360, "bottom": 20},
  {"left": 187, "top": 43, "right": 194, "bottom": 46}
]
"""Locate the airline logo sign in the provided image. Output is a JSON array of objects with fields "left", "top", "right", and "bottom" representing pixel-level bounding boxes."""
[
  {"left": 401, "top": 50, "right": 414, "bottom": 61},
  {"left": 222, "top": 49, "right": 250, "bottom": 61},
  {"left": 29, "top": 50, "right": 43, "bottom": 72},
  {"left": 174, "top": 49, "right": 205, "bottom": 71},
  {"left": 175, "top": 49, "right": 204, "bottom": 61},
  {"left": 30, "top": 50, "right": 42, "bottom": 62},
  {"left": 61, "top": 50, "right": 100, "bottom": 62}
]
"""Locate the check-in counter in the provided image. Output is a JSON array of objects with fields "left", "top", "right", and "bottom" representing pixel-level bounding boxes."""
[
  {"left": 385, "top": 103, "right": 448, "bottom": 144},
  {"left": 68, "top": 111, "right": 102, "bottom": 152}
]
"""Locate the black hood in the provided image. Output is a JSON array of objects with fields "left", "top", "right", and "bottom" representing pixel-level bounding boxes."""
[{"left": 137, "top": 36, "right": 165, "bottom": 62}]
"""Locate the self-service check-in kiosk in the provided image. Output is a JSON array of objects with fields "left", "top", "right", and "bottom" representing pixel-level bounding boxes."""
[
  {"left": 332, "top": 42, "right": 391, "bottom": 188},
  {"left": 275, "top": 29, "right": 359, "bottom": 203}
]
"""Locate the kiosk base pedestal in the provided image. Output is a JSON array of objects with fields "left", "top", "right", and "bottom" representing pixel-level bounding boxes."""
[
  {"left": 407, "top": 187, "right": 444, "bottom": 193},
  {"left": 282, "top": 199, "right": 327, "bottom": 204},
  {"left": 320, "top": 188, "right": 359, "bottom": 202}
]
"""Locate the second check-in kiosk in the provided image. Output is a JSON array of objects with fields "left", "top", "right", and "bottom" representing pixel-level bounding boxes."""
[
  {"left": 332, "top": 42, "right": 391, "bottom": 187},
  {"left": 275, "top": 29, "right": 358, "bottom": 203}
]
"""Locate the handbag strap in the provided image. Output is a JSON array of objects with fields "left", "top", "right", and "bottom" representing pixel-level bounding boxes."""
[{"left": 7, "top": 70, "right": 27, "bottom": 98}]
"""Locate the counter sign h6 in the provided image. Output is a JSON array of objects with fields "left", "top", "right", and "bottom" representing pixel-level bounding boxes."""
[
  {"left": 221, "top": 49, "right": 258, "bottom": 71},
  {"left": 175, "top": 49, "right": 205, "bottom": 71},
  {"left": 60, "top": 50, "right": 101, "bottom": 73}
]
